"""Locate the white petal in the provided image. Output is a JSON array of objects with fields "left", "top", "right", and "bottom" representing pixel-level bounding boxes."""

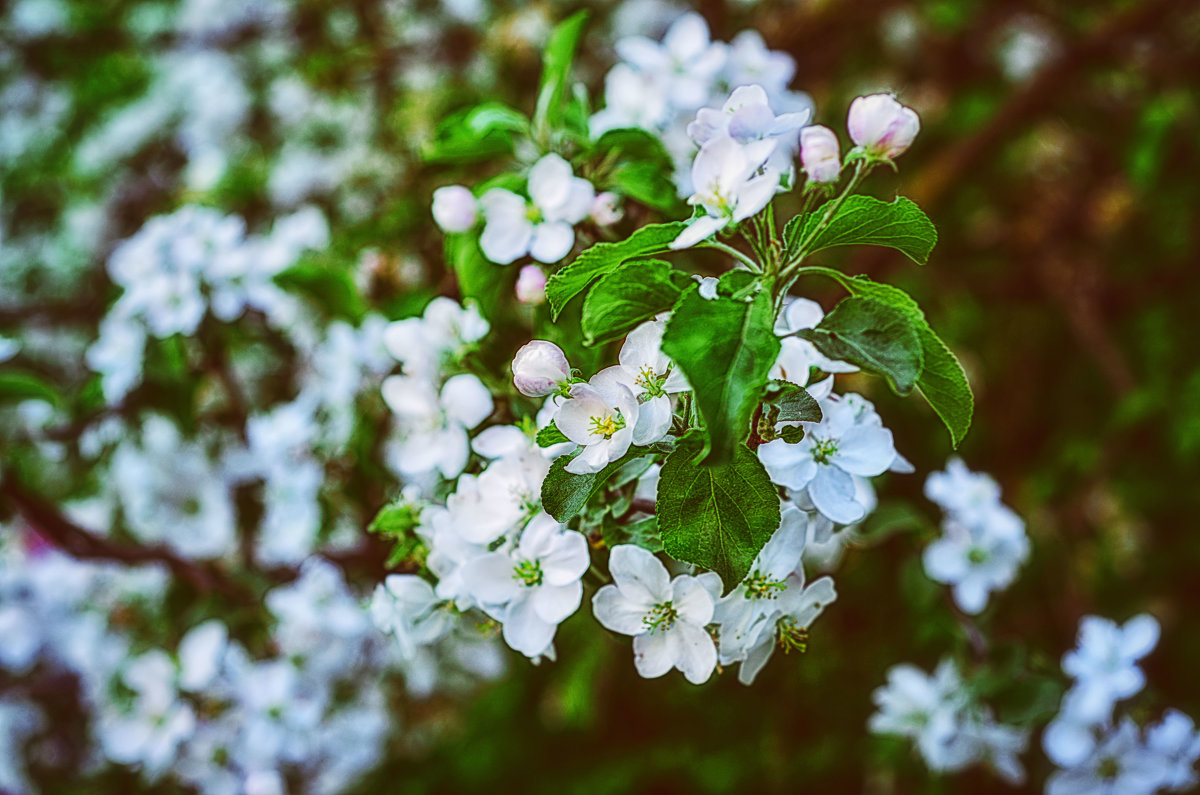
[
  {"left": 632, "top": 629, "right": 676, "bottom": 678},
  {"left": 593, "top": 585, "right": 650, "bottom": 636},
  {"left": 532, "top": 581, "right": 582, "bottom": 625},
  {"left": 670, "top": 215, "right": 727, "bottom": 250},
  {"left": 832, "top": 426, "right": 895, "bottom": 477},
  {"left": 671, "top": 576, "right": 715, "bottom": 626},
  {"left": 807, "top": 467, "right": 865, "bottom": 525},
  {"left": 461, "top": 552, "right": 523, "bottom": 606},
  {"left": 502, "top": 597, "right": 556, "bottom": 657},
  {"left": 528, "top": 153, "right": 573, "bottom": 211},
  {"left": 608, "top": 544, "right": 671, "bottom": 604},
  {"left": 440, "top": 374, "right": 493, "bottom": 429},
  {"left": 529, "top": 221, "right": 575, "bottom": 263},
  {"left": 673, "top": 622, "right": 717, "bottom": 684}
]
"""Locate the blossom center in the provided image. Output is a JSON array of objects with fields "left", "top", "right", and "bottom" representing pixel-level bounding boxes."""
[
  {"left": 643, "top": 601, "right": 678, "bottom": 633},
  {"left": 811, "top": 437, "right": 838, "bottom": 464},
  {"left": 967, "top": 547, "right": 988, "bottom": 565},
  {"left": 743, "top": 571, "right": 787, "bottom": 599},
  {"left": 1097, "top": 757, "right": 1120, "bottom": 781},
  {"left": 635, "top": 364, "right": 668, "bottom": 400},
  {"left": 588, "top": 411, "right": 626, "bottom": 440},
  {"left": 776, "top": 619, "right": 809, "bottom": 654},
  {"left": 512, "top": 559, "right": 544, "bottom": 587}
]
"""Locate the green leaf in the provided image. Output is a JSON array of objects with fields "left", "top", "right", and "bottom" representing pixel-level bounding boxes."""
[
  {"left": 656, "top": 431, "right": 781, "bottom": 594},
  {"left": 542, "top": 448, "right": 654, "bottom": 522},
  {"left": 761, "top": 380, "right": 822, "bottom": 424},
  {"left": 546, "top": 222, "right": 687, "bottom": 319},
  {"left": 423, "top": 102, "right": 529, "bottom": 164},
  {"left": 536, "top": 422, "right": 570, "bottom": 448},
  {"left": 445, "top": 232, "right": 516, "bottom": 322},
  {"left": 592, "top": 128, "right": 672, "bottom": 167},
  {"left": 609, "top": 162, "right": 680, "bottom": 213},
  {"left": 661, "top": 283, "right": 780, "bottom": 465},
  {"left": 534, "top": 11, "right": 588, "bottom": 132},
  {"left": 799, "top": 267, "right": 973, "bottom": 447},
  {"left": 275, "top": 255, "right": 367, "bottom": 322},
  {"left": 790, "top": 195, "right": 937, "bottom": 265},
  {"left": 601, "top": 515, "right": 662, "bottom": 553},
  {"left": 0, "top": 371, "right": 63, "bottom": 407},
  {"left": 580, "top": 259, "right": 693, "bottom": 345},
  {"left": 797, "top": 296, "right": 924, "bottom": 395}
]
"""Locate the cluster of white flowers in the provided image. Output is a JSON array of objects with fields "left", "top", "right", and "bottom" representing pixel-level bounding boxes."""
[
  {"left": 922, "top": 458, "right": 1030, "bottom": 614},
  {"left": 0, "top": 534, "right": 450, "bottom": 793},
  {"left": 869, "top": 657, "right": 1030, "bottom": 784},
  {"left": 592, "top": 13, "right": 813, "bottom": 195},
  {"left": 1044, "top": 614, "right": 1200, "bottom": 794},
  {"left": 86, "top": 204, "right": 329, "bottom": 404}
]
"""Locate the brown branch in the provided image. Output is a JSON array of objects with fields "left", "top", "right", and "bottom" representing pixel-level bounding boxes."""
[
  {"left": 0, "top": 472, "right": 263, "bottom": 606},
  {"left": 908, "top": 0, "right": 1189, "bottom": 211}
]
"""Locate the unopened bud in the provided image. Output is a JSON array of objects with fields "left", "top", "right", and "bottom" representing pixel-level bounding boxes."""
[
  {"left": 515, "top": 265, "right": 547, "bottom": 305},
  {"left": 847, "top": 94, "right": 920, "bottom": 160},
  {"left": 432, "top": 185, "right": 477, "bottom": 233},
  {"left": 512, "top": 340, "right": 570, "bottom": 397},
  {"left": 800, "top": 125, "right": 841, "bottom": 184}
]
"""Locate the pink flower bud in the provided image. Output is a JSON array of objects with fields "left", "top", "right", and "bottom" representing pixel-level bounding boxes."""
[
  {"left": 800, "top": 125, "right": 841, "bottom": 183},
  {"left": 515, "top": 265, "right": 547, "bottom": 305},
  {"left": 590, "top": 191, "right": 623, "bottom": 226},
  {"left": 431, "top": 185, "right": 477, "bottom": 233},
  {"left": 847, "top": 94, "right": 920, "bottom": 159},
  {"left": 512, "top": 340, "right": 571, "bottom": 397}
]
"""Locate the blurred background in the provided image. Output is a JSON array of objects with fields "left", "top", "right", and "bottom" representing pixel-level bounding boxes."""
[{"left": 1, "top": 0, "right": 1198, "bottom": 792}]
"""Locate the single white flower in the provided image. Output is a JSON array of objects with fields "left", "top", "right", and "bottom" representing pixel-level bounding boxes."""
[
  {"left": 589, "top": 320, "right": 687, "bottom": 446},
  {"left": 479, "top": 154, "right": 594, "bottom": 264},
  {"left": 554, "top": 375, "right": 640, "bottom": 474},
  {"left": 369, "top": 574, "right": 456, "bottom": 660},
  {"left": 869, "top": 659, "right": 971, "bottom": 771},
  {"left": 592, "top": 545, "right": 720, "bottom": 684},
  {"left": 757, "top": 393, "right": 896, "bottom": 525},
  {"left": 687, "top": 84, "right": 809, "bottom": 177},
  {"left": 613, "top": 13, "right": 727, "bottom": 111},
  {"left": 1146, "top": 709, "right": 1200, "bottom": 791},
  {"left": 1061, "top": 614, "right": 1160, "bottom": 724},
  {"left": 1046, "top": 718, "right": 1165, "bottom": 795},
  {"left": 460, "top": 513, "right": 589, "bottom": 658},
  {"left": 670, "top": 135, "right": 780, "bottom": 250},
  {"left": 922, "top": 506, "right": 1029, "bottom": 615},
  {"left": 382, "top": 373, "right": 493, "bottom": 479},
  {"left": 847, "top": 93, "right": 920, "bottom": 160}
]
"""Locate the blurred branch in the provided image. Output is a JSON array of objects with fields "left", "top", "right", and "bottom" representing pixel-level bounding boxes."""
[
  {"left": 909, "top": 0, "right": 1190, "bottom": 210},
  {"left": 0, "top": 471, "right": 261, "bottom": 605}
]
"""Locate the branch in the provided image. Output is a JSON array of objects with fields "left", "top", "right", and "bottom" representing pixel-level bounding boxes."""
[{"left": 0, "top": 472, "right": 263, "bottom": 605}]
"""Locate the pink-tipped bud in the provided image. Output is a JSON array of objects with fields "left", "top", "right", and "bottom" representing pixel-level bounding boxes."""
[
  {"left": 512, "top": 340, "right": 570, "bottom": 397},
  {"left": 515, "top": 265, "right": 547, "bottom": 305},
  {"left": 800, "top": 125, "right": 841, "bottom": 184},
  {"left": 847, "top": 94, "right": 920, "bottom": 159},
  {"left": 590, "top": 191, "right": 623, "bottom": 226},
  {"left": 431, "top": 185, "right": 477, "bottom": 233}
]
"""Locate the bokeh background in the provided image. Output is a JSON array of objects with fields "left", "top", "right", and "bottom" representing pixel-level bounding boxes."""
[{"left": 2, "top": 0, "right": 1199, "bottom": 792}]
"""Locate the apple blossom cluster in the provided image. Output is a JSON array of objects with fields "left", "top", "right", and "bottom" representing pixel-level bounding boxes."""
[
  {"left": 869, "top": 658, "right": 1030, "bottom": 784},
  {"left": 1044, "top": 615, "right": 1200, "bottom": 794},
  {"left": 591, "top": 12, "right": 813, "bottom": 195},
  {"left": 922, "top": 458, "right": 1031, "bottom": 614},
  {"left": 0, "top": 531, "right": 493, "bottom": 793}
]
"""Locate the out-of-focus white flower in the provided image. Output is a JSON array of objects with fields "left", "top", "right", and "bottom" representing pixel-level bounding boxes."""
[
  {"left": 847, "top": 93, "right": 920, "bottom": 160},
  {"left": 383, "top": 373, "right": 494, "bottom": 480},
  {"left": 1062, "top": 614, "right": 1160, "bottom": 724},
  {"left": 800, "top": 125, "right": 841, "bottom": 184},
  {"left": 922, "top": 508, "right": 1029, "bottom": 615},
  {"left": 432, "top": 185, "right": 478, "bottom": 233},
  {"left": 592, "top": 544, "right": 721, "bottom": 684},
  {"left": 687, "top": 84, "right": 809, "bottom": 177},
  {"left": 383, "top": 297, "right": 489, "bottom": 379},
  {"left": 1146, "top": 709, "right": 1200, "bottom": 791},
  {"left": 613, "top": 13, "right": 727, "bottom": 112},
  {"left": 479, "top": 154, "right": 594, "bottom": 264},
  {"left": 1046, "top": 718, "right": 1165, "bottom": 795},
  {"left": 771, "top": 297, "right": 858, "bottom": 383}
]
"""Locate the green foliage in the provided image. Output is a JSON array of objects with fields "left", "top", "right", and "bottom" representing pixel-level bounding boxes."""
[
  {"left": 369, "top": 500, "right": 425, "bottom": 568},
  {"left": 536, "top": 422, "right": 570, "bottom": 448},
  {"left": 799, "top": 267, "right": 973, "bottom": 447},
  {"left": 661, "top": 282, "right": 780, "bottom": 465},
  {"left": 601, "top": 514, "right": 662, "bottom": 553},
  {"left": 656, "top": 431, "right": 781, "bottom": 594},
  {"left": 0, "top": 370, "right": 64, "bottom": 407},
  {"left": 423, "top": 102, "right": 529, "bottom": 164},
  {"left": 546, "top": 222, "right": 688, "bottom": 319},
  {"left": 534, "top": 11, "right": 589, "bottom": 134},
  {"left": 541, "top": 447, "right": 656, "bottom": 522},
  {"left": 275, "top": 254, "right": 367, "bottom": 322},
  {"left": 609, "top": 162, "right": 680, "bottom": 214},
  {"left": 580, "top": 259, "right": 693, "bottom": 345},
  {"left": 445, "top": 232, "right": 517, "bottom": 323},
  {"left": 761, "top": 380, "right": 823, "bottom": 424},
  {"left": 798, "top": 296, "right": 924, "bottom": 395},
  {"left": 789, "top": 196, "right": 938, "bottom": 265}
]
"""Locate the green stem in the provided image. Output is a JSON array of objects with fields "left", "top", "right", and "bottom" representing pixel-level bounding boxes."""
[
  {"left": 780, "top": 159, "right": 869, "bottom": 274},
  {"left": 702, "top": 240, "right": 762, "bottom": 273}
]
